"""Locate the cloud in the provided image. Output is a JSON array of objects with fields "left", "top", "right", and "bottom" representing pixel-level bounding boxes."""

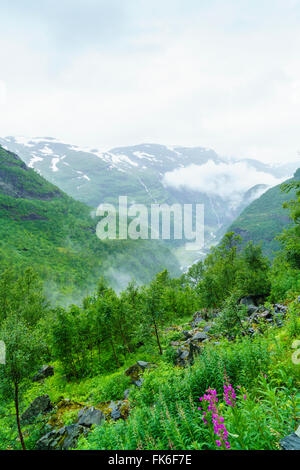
[
  {"left": 0, "top": 1, "right": 300, "bottom": 163},
  {"left": 163, "top": 160, "right": 282, "bottom": 201}
]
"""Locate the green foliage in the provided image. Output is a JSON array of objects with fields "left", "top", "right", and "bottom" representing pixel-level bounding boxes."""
[
  {"left": 228, "top": 169, "right": 299, "bottom": 259},
  {"left": 0, "top": 148, "right": 299, "bottom": 451},
  {"left": 213, "top": 293, "right": 248, "bottom": 337},
  {"left": 77, "top": 333, "right": 297, "bottom": 450},
  {"left": 186, "top": 233, "right": 271, "bottom": 309},
  {"left": 0, "top": 146, "right": 180, "bottom": 304}
]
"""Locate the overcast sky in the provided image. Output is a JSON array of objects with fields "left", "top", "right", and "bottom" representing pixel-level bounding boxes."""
[{"left": 0, "top": 0, "right": 300, "bottom": 163}]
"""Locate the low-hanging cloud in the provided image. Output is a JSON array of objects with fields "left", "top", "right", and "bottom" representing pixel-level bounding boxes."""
[{"left": 163, "top": 160, "right": 283, "bottom": 200}]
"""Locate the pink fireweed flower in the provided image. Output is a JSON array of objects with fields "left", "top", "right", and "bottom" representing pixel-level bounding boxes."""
[
  {"left": 223, "top": 383, "right": 236, "bottom": 407},
  {"left": 199, "top": 387, "right": 230, "bottom": 450}
]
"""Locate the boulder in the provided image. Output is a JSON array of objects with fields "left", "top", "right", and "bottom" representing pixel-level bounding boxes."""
[
  {"left": 179, "top": 350, "right": 189, "bottom": 360},
  {"left": 136, "top": 360, "right": 151, "bottom": 370},
  {"left": 240, "top": 296, "right": 257, "bottom": 306},
  {"left": 182, "top": 330, "right": 193, "bottom": 339},
  {"left": 110, "top": 401, "right": 121, "bottom": 421},
  {"left": 125, "top": 361, "right": 156, "bottom": 386},
  {"left": 35, "top": 424, "right": 88, "bottom": 450},
  {"left": 77, "top": 406, "right": 105, "bottom": 428},
  {"left": 191, "top": 331, "right": 208, "bottom": 342},
  {"left": 240, "top": 297, "right": 259, "bottom": 315},
  {"left": 33, "top": 365, "right": 54, "bottom": 382},
  {"left": 21, "top": 395, "right": 53, "bottom": 424},
  {"left": 280, "top": 429, "right": 300, "bottom": 450}
]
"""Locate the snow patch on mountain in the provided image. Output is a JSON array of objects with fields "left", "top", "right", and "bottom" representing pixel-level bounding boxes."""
[
  {"left": 50, "top": 157, "right": 60, "bottom": 172},
  {"left": 28, "top": 155, "right": 43, "bottom": 168}
]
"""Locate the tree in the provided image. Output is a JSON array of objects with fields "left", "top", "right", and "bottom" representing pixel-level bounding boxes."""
[
  {"left": 0, "top": 314, "right": 46, "bottom": 450},
  {"left": 142, "top": 272, "right": 170, "bottom": 355},
  {"left": 0, "top": 267, "right": 48, "bottom": 326},
  {"left": 237, "top": 242, "right": 270, "bottom": 297}
]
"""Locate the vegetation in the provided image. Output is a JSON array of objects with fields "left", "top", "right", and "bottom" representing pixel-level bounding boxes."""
[
  {"left": 0, "top": 150, "right": 299, "bottom": 450},
  {"left": 0, "top": 146, "right": 180, "bottom": 304},
  {"left": 229, "top": 169, "right": 299, "bottom": 259}
]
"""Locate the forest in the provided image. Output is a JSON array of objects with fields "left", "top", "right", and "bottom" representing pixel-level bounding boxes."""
[{"left": 0, "top": 176, "right": 299, "bottom": 451}]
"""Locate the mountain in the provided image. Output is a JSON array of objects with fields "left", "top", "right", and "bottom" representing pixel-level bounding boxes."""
[
  {"left": 1, "top": 136, "right": 298, "bottom": 267},
  {"left": 228, "top": 168, "right": 300, "bottom": 258},
  {"left": 0, "top": 145, "right": 180, "bottom": 302}
]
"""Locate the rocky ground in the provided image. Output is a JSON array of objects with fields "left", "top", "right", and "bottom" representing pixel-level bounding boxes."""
[{"left": 20, "top": 296, "right": 295, "bottom": 450}]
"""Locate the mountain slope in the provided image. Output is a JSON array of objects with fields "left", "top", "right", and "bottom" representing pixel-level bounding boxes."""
[
  {"left": 0, "top": 145, "right": 180, "bottom": 302},
  {"left": 228, "top": 168, "right": 300, "bottom": 258},
  {"left": 1, "top": 136, "right": 298, "bottom": 267}
]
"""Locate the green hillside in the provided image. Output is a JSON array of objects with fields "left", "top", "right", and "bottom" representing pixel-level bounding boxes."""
[
  {"left": 0, "top": 147, "right": 299, "bottom": 452},
  {"left": 0, "top": 146, "right": 180, "bottom": 302},
  {"left": 228, "top": 168, "right": 300, "bottom": 258}
]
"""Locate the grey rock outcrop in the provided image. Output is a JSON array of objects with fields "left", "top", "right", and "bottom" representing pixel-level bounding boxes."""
[
  {"left": 21, "top": 395, "right": 53, "bottom": 424},
  {"left": 33, "top": 365, "right": 54, "bottom": 382},
  {"left": 77, "top": 406, "right": 105, "bottom": 428},
  {"left": 35, "top": 424, "right": 88, "bottom": 450}
]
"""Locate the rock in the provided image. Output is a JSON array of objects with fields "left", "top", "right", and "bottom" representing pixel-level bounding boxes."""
[
  {"left": 180, "top": 350, "right": 189, "bottom": 360},
  {"left": 21, "top": 395, "right": 52, "bottom": 424},
  {"left": 191, "top": 331, "right": 208, "bottom": 342},
  {"left": 97, "top": 400, "right": 130, "bottom": 421},
  {"left": 36, "top": 424, "right": 88, "bottom": 450},
  {"left": 280, "top": 429, "right": 300, "bottom": 450},
  {"left": 125, "top": 363, "right": 142, "bottom": 382},
  {"left": 125, "top": 361, "right": 156, "bottom": 386},
  {"left": 33, "top": 365, "right": 54, "bottom": 382},
  {"left": 297, "top": 296, "right": 300, "bottom": 303},
  {"left": 136, "top": 361, "right": 151, "bottom": 370},
  {"left": 134, "top": 378, "right": 144, "bottom": 388},
  {"left": 274, "top": 304, "right": 287, "bottom": 313},
  {"left": 240, "top": 296, "right": 257, "bottom": 307},
  {"left": 259, "top": 310, "right": 272, "bottom": 320},
  {"left": 247, "top": 305, "right": 259, "bottom": 315},
  {"left": 123, "top": 388, "right": 131, "bottom": 400},
  {"left": 203, "top": 324, "right": 212, "bottom": 333},
  {"left": 110, "top": 402, "right": 121, "bottom": 421},
  {"left": 77, "top": 406, "right": 105, "bottom": 428},
  {"left": 190, "top": 312, "right": 205, "bottom": 328},
  {"left": 240, "top": 297, "right": 259, "bottom": 315}
]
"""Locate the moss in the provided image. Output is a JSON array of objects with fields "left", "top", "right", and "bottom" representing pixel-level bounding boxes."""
[{"left": 48, "top": 399, "right": 85, "bottom": 429}]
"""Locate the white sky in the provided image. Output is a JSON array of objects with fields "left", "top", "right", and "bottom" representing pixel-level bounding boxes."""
[{"left": 0, "top": 0, "right": 300, "bottom": 163}]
